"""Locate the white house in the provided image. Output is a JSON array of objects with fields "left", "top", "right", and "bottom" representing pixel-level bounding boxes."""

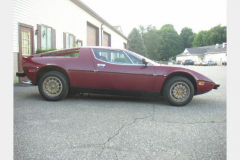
[
  {"left": 13, "top": 0, "right": 128, "bottom": 82},
  {"left": 176, "top": 43, "right": 227, "bottom": 65}
]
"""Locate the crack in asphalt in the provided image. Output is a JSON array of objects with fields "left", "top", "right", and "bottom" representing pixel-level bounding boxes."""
[
  {"left": 162, "top": 121, "right": 226, "bottom": 124},
  {"left": 68, "top": 105, "right": 225, "bottom": 158},
  {"left": 98, "top": 105, "right": 156, "bottom": 158}
]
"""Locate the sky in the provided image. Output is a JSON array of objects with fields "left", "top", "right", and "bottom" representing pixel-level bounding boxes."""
[{"left": 81, "top": 0, "right": 227, "bottom": 36}]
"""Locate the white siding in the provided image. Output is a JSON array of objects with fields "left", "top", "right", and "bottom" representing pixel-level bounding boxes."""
[
  {"left": 176, "top": 55, "right": 200, "bottom": 62},
  {"left": 13, "top": 0, "right": 127, "bottom": 52},
  {"left": 204, "top": 53, "right": 227, "bottom": 65},
  {"left": 13, "top": 52, "right": 18, "bottom": 82},
  {"left": 13, "top": 0, "right": 127, "bottom": 82},
  {"left": 177, "top": 53, "right": 227, "bottom": 65},
  {"left": 102, "top": 25, "right": 127, "bottom": 48}
]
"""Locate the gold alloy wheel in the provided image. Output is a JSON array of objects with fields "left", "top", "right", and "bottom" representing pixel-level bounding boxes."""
[
  {"left": 170, "top": 82, "right": 190, "bottom": 102},
  {"left": 43, "top": 77, "right": 63, "bottom": 97}
]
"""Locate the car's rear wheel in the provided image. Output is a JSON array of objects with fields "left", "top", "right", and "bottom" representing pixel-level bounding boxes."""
[
  {"left": 164, "top": 76, "right": 194, "bottom": 106},
  {"left": 38, "top": 71, "right": 69, "bottom": 101}
]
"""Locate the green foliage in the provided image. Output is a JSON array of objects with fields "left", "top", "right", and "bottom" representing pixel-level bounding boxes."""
[
  {"left": 161, "top": 24, "right": 174, "bottom": 30},
  {"left": 192, "top": 25, "right": 227, "bottom": 47},
  {"left": 127, "top": 28, "right": 147, "bottom": 56},
  {"left": 36, "top": 48, "right": 57, "bottom": 54},
  {"left": 157, "top": 26, "right": 184, "bottom": 60},
  {"left": 180, "top": 27, "right": 195, "bottom": 48},
  {"left": 209, "top": 25, "right": 226, "bottom": 44},
  {"left": 187, "top": 33, "right": 196, "bottom": 48},
  {"left": 192, "top": 31, "right": 208, "bottom": 47},
  {"left": 73, "top": 43, "right": 78, "bottom": 47},
  {"left": 139, "top": 25, "right": 160, "bottom": 60},
  {"left": 135, "top": 24, "right": 184, "bottom": 61},
  {"left": 129, "top": 24, "right": 226, "bottom": 61}
]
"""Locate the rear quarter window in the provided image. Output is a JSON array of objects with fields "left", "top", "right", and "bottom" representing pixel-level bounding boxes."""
[{"left": 42, "top": 49, "right": 79, "bottom": 57}]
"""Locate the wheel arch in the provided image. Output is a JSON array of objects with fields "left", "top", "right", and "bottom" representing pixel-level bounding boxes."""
[
  {"left": 36, "top": 65, "right": 70, "bottom": 85},
  {"left": 160, "top": 72, "right": 197, "bottom": 96}
]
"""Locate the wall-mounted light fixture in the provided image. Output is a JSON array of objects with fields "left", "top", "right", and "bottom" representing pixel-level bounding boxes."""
[
  {"left": 76, "top": 39, "right": 83, "bottom": 47},
  {"left": 42, "top": 30, "right": 45, "bottom": 37}
]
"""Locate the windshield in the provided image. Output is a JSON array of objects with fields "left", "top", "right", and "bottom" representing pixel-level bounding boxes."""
[{"left": 124, "top": 50, "right": 159, "bottom": 66}]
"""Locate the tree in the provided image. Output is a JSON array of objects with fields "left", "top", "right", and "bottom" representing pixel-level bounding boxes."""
[
  {"left": 138, "top": 25, "right": 146, "bottom": 37},
  {"left": 161, "top": 24, "right": 174, "bottom": 30},
  {"left": 192, "top": 30, "right": 209, "bottom": 47},
  {"left": 127, "top": 28, "right": 147, "bottom": 56},
  {"left": 208, "top": 25, "right": 227, "bottom": 45},
  {"left": 187, "top": 33, "right": 196, "bottom": 48},
  {"left": 180, "top": 27, "right": 195, "bottom": 48},
  {"left": 192, "top": 25, "right": 227, "bottom": 47},
  {"left": 157, "top": 25, "right": 184, "bottom": 60},
  {"left": 138, "top": 25, "right": 160, "bottom": 60}
]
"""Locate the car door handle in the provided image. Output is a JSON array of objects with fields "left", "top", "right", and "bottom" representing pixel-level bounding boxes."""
[{"left": 97, "top": 64, "right": 105, "bottom": 68}]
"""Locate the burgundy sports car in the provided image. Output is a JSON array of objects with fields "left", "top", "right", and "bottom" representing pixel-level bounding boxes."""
[{"left": 16, "top": 47, "right": 220, "bottom": 106}]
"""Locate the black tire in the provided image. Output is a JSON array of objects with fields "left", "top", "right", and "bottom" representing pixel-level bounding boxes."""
[
  {"left": 38, "top": 71, "right": 69, "bottom": 101},
  {"left": 164, "top": 76, "right": 194, "bottom": 106}
]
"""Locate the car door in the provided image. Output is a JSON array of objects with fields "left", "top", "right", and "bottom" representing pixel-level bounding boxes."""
[{"left": 90, "top": 48, "right": 155, "bottom": 91}]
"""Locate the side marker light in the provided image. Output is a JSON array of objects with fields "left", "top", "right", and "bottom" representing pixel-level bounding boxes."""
[{"left": 29, "top": 69, "right": 35, "bottom": 73}]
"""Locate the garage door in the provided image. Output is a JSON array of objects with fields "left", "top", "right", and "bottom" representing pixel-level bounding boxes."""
[
  {"left": 87, "top": 23, "right": 99, "bottom": 46},
  {"left": 103, "top": 31, "right": 111, "bottom": 47}
]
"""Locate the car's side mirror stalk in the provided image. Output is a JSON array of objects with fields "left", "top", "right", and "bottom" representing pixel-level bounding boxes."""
[{"left": 142, "top": 58, "right": 148, "bottom": 67}]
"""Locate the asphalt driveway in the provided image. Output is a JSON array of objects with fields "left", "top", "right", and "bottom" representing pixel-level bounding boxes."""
[{"left": 14, "top": 65, "right": 226, "bottom": 160}]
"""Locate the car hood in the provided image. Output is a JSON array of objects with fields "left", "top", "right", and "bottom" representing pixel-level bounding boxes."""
[{"left": 154, "top": 65, "right": 214, "bottom": 83}]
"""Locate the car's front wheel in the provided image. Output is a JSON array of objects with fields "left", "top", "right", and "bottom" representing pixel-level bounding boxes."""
[
  {"left": 38, "top": 71, "right": 69, "bottom": 101},
  {"left": 164, "top": 76, "right": 194, "bottom": 106}
]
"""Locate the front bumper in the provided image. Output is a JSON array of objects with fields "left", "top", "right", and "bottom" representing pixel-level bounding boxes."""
[{"left": 213, "top": 84, "right": 220, "bottom": 89}]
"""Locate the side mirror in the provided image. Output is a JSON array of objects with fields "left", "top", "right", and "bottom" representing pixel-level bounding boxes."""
[{"left": 142, "top": 58, "right": 148, "bottom": 67}]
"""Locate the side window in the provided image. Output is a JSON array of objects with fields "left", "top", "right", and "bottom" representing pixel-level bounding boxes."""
[
  {"left": 112, "top": 51, "right": 132, "bottom": 64},
  {"left": 125, "top": 51, "right": 143, "bottom": 64},
  {"left": 92, "top": 49, "right": 132, "bottom": 64}
]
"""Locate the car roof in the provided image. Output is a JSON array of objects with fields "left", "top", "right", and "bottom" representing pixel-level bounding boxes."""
[
  {"left": 81, "top": 46, "right": 124, "bottom": 50},
  {"left": 35, "top": 46, "right": 126, "bottom": 57}
]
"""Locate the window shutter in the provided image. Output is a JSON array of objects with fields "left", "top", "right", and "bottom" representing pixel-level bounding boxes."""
[
  {"left": 63, "top": 32, "right": 66, "bottom": 49},
  {"left": 37, "top": 24, "right": 41, "bottom": 49},
  {"left": 52, "top": 28, "right": 56, "bottom": 49}
]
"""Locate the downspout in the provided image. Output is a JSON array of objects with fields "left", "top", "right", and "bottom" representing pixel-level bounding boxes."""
[{"left": 101, "top": 24, "right": 104, "bottom": 46}]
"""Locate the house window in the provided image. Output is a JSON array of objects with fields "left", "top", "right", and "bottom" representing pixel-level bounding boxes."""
[
  {"left": 66, "top": 33, "right": 74, "bottom": 48},
  {"left": 41, "top": 25, "right": 52, "bottom": 50},
  {"left": 63, "top": 32, "right": 75, "bottom": 49}
]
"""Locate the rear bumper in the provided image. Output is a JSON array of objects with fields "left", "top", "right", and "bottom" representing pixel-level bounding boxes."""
[
  {"left": 213, "top": 84, "right": 220, "bottom": 89},
  {"left": 16, "top": 72, "right": 25, "bottom": 77}
]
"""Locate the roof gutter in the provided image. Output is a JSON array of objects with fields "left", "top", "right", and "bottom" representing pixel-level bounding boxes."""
[{"left": 70, "top": 0, "right": 128, "bottom": 41}]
